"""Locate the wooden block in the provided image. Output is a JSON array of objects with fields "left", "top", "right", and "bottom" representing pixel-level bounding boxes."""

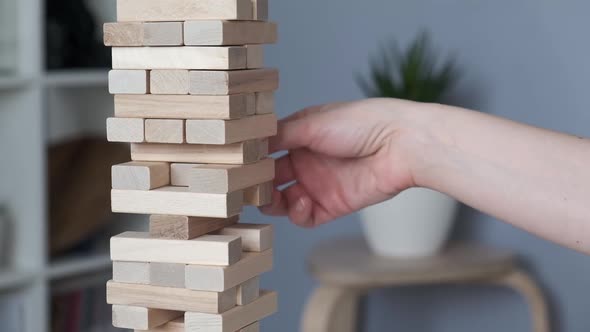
[
  {"left": 184, "top": 21, "right": 276, "bottom": 46},
  {"left": 112, "top": 47, "right": 247, "bottom": 70},
  {"left": 104, "top": 22, "right": 143, "bottom": 46},
  {"left": 111, "top": 231, "right": 242, "bottom": 265},
  {"left": 106, "top": 117, "right": 144, "bottom": 143},
  {"left": 252, "top": 0, "right": 268, "bottom": 20},
  {"left": 145, "top": 119, "right": 185, "bottom": 144},
  {"left": 130, "top": 141, "right": 262, "bottom": 165},
  {"left": 112, "top": 161, "right": 170, "bottom": 190},
  {"left": 109, "top": 70, "right": 149, "bottom": 94},
  {"left": 188, "top": 69, "right": 278, "bottom": 95},
  {"left": 236, "top": 277, "right": 259, "bottom": 306},
  {"left": 246, "top": 45, "right": 264, "bottom": 69},
  {"left": 170, "top": 163, "right": 201, "bottom": 186},
  {"left": 185, "top": 114, "right": 277, "bottom": 145},
  {"left": 184, "top": 290, "right": 277, "bottom": 332},
  {"left": 214, "top": 224, "right": 272, "bottom": 252},
  {"left": 187, "top": 159, "right": 274, "bottom": 194},
  {"left": 244, "top": 182, "right": 272, "bottom": 206},
  {"left": 255, "top": 92, "right": 274, "bottom": 114},
  {"left": 185, "top": 250, "right": 272, "bottom": 291},
  {"left": 114, "top": 94, "right": 251, "bottom": 120},
  {"left": 112, "top": 187, "right": 243, "bottom": 219},
  {"left": 150, "top": 70, "right": 190, "bottom": 95},
  {"left": 116, "top": 0, "right": 253, "bottom": 22},
  {"left": 107, "top": 280, "right": 237, "bottom": 314},
  {"left": 240, "top": 322, "right": 260, "bottom": 332},
  {"left": 144, "top": 22, "right": 183, "bottom": 46},
  {"left": 149, "top": 215, "right": 239, "bottom": 240},
  {"left": 112, "top": 261, "right": 150, "bottom": 284},
  {"left": 139, "top": 319, "right": 260, "bottom": 332},
  {"left": 150, "top": 263, "right": 186, "bottom": 288},
  {"left": 112, "top": 305, "right": 182, "bottom": 330}
]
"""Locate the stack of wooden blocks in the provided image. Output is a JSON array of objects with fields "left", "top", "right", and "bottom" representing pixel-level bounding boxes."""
[{"left": 103, "top": 0, "right": 278, "bottom": 331}]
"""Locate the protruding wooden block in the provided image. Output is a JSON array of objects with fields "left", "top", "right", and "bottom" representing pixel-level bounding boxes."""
[
  {"left": 107, "top": 280, "right": 238, "bottom": 314},
  {"left": 240, "top": 322, "right": 260, "bottom": 332},
  {"left": 150, "top": 70, "right": 190, "bottom": 95},
  {"left": 104, "top": 22, "right": 143, "bottom": 46},
  {"left": 214, "top": 224, "right": 272, "bottom": 252},
  {"left": 112, "top": 261, "right": 150, "bottom": 284},
  {"left": 111, "top": 161, "right": 170, "bottom": 190},
  {"left": 188, "top": 69, "right": 278, "bottom": 95},
  {"left": 255, "top": 92, "right": 274, "bottom": 114},
  {"left": 112, "top": 305, "right": 182, "bottom": 330},
  {"left": 116, "top": 0, "right": 254, "bottom": 22},
  {"left": 149, "top": 215, "right": 239, "bottom": 240},
  {"left": 184, "top": 21, "right": 276, "bottom": 46},
  {"left": 236, "top": 277, "right": 259, "bottom": 306},
  {"left": 104, "top": 22, "right": 183, "bottom": 47},
  {"left": 144, "top": 22, "right": 184, "bottom": 46},
  {"left": 186, "top": 159, "right": 274, "bottom": 194},
  {"left": 246, "top": 45, "right": 264, "bottom": 69},
  {"left": 185, "top": 114, "right": 277, "bottom": 145},
  {"left": 114, "top": 94, "right": 251, "bottom": 120},
  {"left": 112, "top": 47, "right": 248, "bottom": 70},
  {"left": 252, "top": 0, "right": 268, "bottom": 20},
  {"left": 145, "top": 119, "right": 185, "bottom": 144},
  {"left": 130, "top": 141, "right": 263, "bottom": 165},
  {"left": 110, "top": 231, "right": 242, "bottom": 265},
  {"left": 185, "top": 250, "right": 272, "bottom": 291},
  {"left": 109, "top": 70, "right": 149, "bottom": 94},
  {"left": 112, "top": 187, "right": 243, "bottom": 218},
  {"left": 244, "top": 182, "right": 272, "bottom": 206},
  {"left": 184, "top": 290, "right": 277, "bottom": 332},
  {"left": 106, "top": 117, "right": 144, "bottom": 143},
  {"left": 149, "top": 263, "right": 186, "bottom": 288},
  {"left": 141, "top": 319, "right": 260, "bottom": 332}
]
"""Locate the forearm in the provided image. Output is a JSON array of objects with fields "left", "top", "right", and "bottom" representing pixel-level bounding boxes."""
[{"left": 409, "top": 104, "right": 590, "bottom": 252}]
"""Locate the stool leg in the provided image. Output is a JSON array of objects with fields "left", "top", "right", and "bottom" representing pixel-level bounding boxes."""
[
  {"left": 301, "top": 286, "right": 363, "bottom": 332},
  {"left": 494, "top": 269, "right": 550, "bottom": 332}
]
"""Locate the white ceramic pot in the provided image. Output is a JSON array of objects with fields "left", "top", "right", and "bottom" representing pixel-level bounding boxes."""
[{"left": 359, "top": 188, "right": 459, "bottom": 258}]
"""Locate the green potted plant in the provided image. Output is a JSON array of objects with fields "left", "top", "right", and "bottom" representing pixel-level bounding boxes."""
[{"left": 357, "top": 32, "right": 461, "bottom": 257}]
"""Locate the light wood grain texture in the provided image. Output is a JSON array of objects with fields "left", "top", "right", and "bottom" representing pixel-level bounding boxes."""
[
  {"left": 255, "top": 92, "right": 274, "bottom": 114},
  {"left": 246, "top": 45, "right": 264, "bottom": 69},
  {"left": 243, "top": 182, "right": 272, "bottom": 206},
  {"left": 185, "top": 114, "right": 276, "bottom": 145},
  {"left": 184, "top": 290, "right": 277, "bottom": 332},
  {"left": 106, "top": 117, "right": 145, "bottom": 143},
  {"left": 112, "top": 47, "right": 247, "bottom": 70},
  {"left": 109, "top": 70, "right": 149, "bottom": 94},
  {"left": 188, "top": 69, "right": 278, "bottom": 95},
  {"left": 257, "top": 139, "right": 269, "bottom": 159},
  {"left": 149, "top": 263, "right": 186, "bottom": 288},
  {"left": 130, "top": 141, "right": 262, "bottom": 165},
  {"left": 187, "top": 159, "right": 274, "bottom": 194},
  {"left": 104, "top": 22, "right": 143, "bottom": 46},
  {"left": 240, "top": 322, "right": 260, "bottom": 332},
  {"left": 252, "top": 0, "right": 268, "bottom": 20},
  {"left": 112, "top": 186, "right": 243, "bottom": 218},
  {"left": 144, "top": 22, "right": 184, "bottom": 46},
  {"left": 111, "top": 161, "right": 170, "bottom": 191},
  {"left": 149, "top": 215, "right": 239, "bottom": 240},
  {"left": 214, "top": 224, "right": 272, "bottom": 252},
  {"left": 150, "top": 70, "right": 190, "bottom": 95},
  {"left": 111, "top": 231, "right": 242, "bottom": 265},
  {"left": 145, "top": 119, "right": 185, "bottom": 144},
  {"left": 171, "top": 163, "right": 204, "bottom": 186},
  {"left": 112, "top": 305, "right": 182, "bottom": 330},
  {"left": 107, "top": 280, "right": 237, "bottom": 314},
  {"left": 138, "top": 319, "right": 260, "bottom": 332},
  {"left": 236, "top": 277, "right": 259, "bottom": 306},
  {"left": 184, "top": 21, "right": 276, "bottom": 46},
  {"left": 112, "top": 261, "right": 150, "bottom": 284},
  {"left": 114, "top": 94, "right": 250, "bottom": 120},
  {"left": 185, "top": 250, "right": 272, "bottom": 291},
  {"left": 117, "top": 0, "right": 253, "bottom": 22}
]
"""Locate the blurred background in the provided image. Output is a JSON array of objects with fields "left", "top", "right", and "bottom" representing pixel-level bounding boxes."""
[{"left": 1, "top": 0, "right": 590, "bottom": 331}]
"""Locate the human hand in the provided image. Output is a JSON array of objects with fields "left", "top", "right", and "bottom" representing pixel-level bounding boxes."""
[{"left": 261, "top": 98, "right": 429, "bottom": 227}]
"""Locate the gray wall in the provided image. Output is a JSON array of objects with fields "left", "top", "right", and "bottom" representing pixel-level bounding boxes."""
[{"left": 249, "top": 1, "right": 590, "bottom": 331}]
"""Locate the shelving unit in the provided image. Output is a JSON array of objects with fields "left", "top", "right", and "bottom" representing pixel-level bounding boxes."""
[
  {"left": 0, "top": 269, "right": 37, "bottom": 291},
  {"left": 44, "top": 70, "right": 109, "bottom": 88}
]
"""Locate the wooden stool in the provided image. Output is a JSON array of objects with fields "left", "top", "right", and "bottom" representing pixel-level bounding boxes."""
[{"left": 301, "top": 237, "right": 549, "bottom": 332}]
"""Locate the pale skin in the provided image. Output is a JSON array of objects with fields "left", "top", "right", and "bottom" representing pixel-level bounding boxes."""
[{"left": 261, "top": 98, "right": 590, "bottom": 254}]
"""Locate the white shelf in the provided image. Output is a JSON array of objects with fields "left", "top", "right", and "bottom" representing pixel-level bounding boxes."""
[
  {"left": 0, "top": 76, "right": 32, "bottom": 90},
  {"left": 43, "top": 69, "right": 109, "bottom": 88},
  {"left": 47, "top": 254, "right": 111, "bottom": 281},
  {"left": 0, "top": 269, "right": 37, "bottom": 291}
]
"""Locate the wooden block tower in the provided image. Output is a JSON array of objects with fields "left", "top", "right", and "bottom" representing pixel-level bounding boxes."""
[{"left": 103, "top": 0, "right": 278, "bottom": 330}]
